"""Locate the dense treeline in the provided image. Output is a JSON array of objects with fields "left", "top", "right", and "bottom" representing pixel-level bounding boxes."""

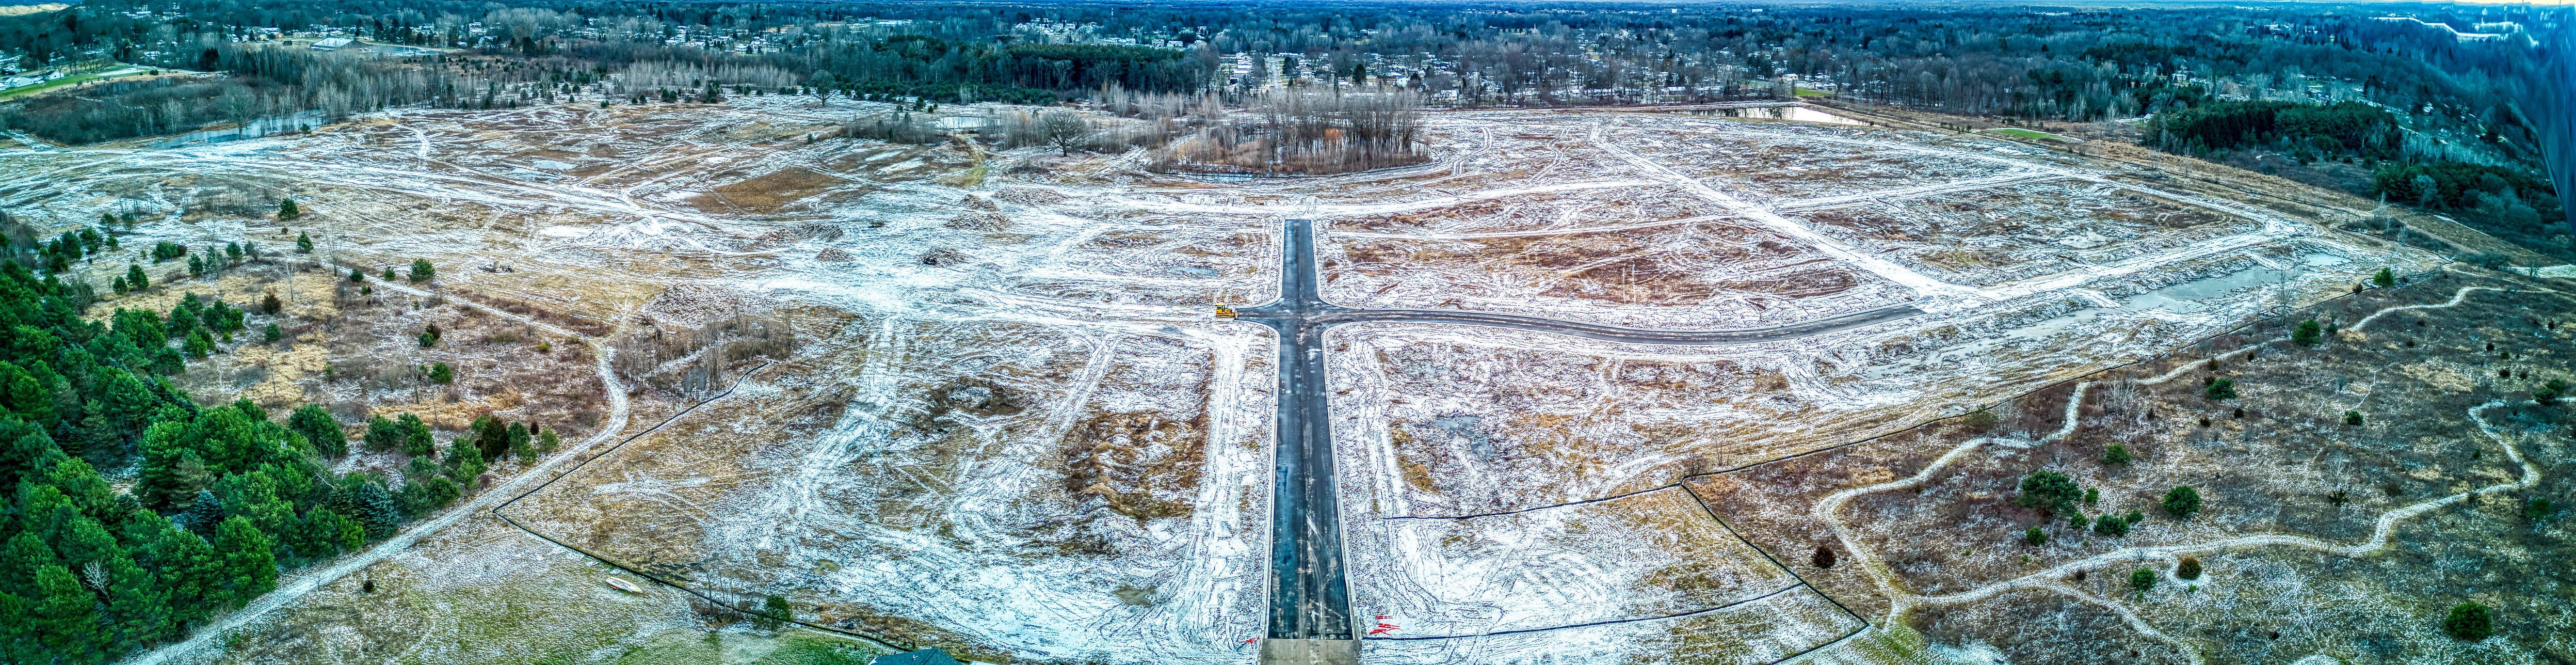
[
  {"left": 0, "top": 253, "right": 302, "bottom": 663},
  {"left": 799, "top": 40, "right": 1211, "bottom": 99},
  {"left": 0, "top": 218, "right": 543, "bottom": 663},
  {"left": 0, "top": 1, "right": 2544, "bottom": 125},
  {"left": 764, "top": 39, "right": 1214, "bottom": 104},
  {"left": 1146, "top": 88, "right": 1427, "bottom": 174},
  {"left": 4, "top": 39, "right": 563, "bottom": 143},
  {"left": 0, "top": 1, "right": 2555, "bottom": 147},
  {"left": 0, "top": 2, "right": 2564, "bottom": 208},
  {"left": 2146, "top": 100, "right": 2403, "bottom": 161},
  {"left": 0, "top": 0, "right": 2562, "bottom": 226},
  {"left": 2372, "top": 161, "right": 2564, "bottom": 253}
]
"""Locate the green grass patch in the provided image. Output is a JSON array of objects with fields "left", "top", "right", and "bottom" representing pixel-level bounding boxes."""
[
  {"left": 1987, "top": 127, "right": 2076, "bottom": 142},
  {"left": 1792, "top": 87, "right": 1831, "bottom": 98},
  {"left": 0, "top": 68, "right": 140, "bottom": 101}
]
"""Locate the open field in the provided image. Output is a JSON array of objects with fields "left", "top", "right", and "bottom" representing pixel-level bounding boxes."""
[{"left": 0, "top": 92, "right": 2528, "bottom": 665}]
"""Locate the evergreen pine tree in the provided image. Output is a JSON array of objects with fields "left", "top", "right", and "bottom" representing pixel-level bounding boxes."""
[
  {"left": 2374, "top": 267, "right": 2395, "bottom": 287},
  {"left": 295, "top": 231, "right": 313, "bottom": 253},
  {"left": 2443, "top": 602, "right": 2495, "bottom": 640},
  {"left": 353, "top": 481, "right": 399, "bottom": 539},
  {"left": 149, "top": 348, "right": 186, "bottom": 376},
  {"left": 395, "top": 473, "right": 460, "bottom": 519},
  {"left": 180, "top": 490, "right": 225, "bottom": 534},
  {"left": 32, "top": 564, "right": 111, "bottom": 661},
  {"left": 398, "top": 414, "right": 434, "bottom": 457},
  {"left": 507, "top": 422, "right": 533, "bottom": 460},
  {"left": 288, "top": 405, "right": 344, "bottom": 458},
  {"left": 444, "top": 439, "right": 485, "bottom": 482},
  {"left": 2162, "top": 486, "right": 2202, "bottom": 518},
  {"left": 58, "top": 517, "right": 124, "bottom": 578},
  {"left": 408, "top": 258, "right": 435, "bottom": 283},
  {"left": 2015, "top": 471, "right": 2081, "bottom": 515},
  {"left": 0, "top": 531, "right": 58, "bottom": 597},
  {"left": 300, "top": 508, "right": 358, "bottom": 557},
  {"left": 212, "top": 516, "right": 278, "bottom": 606},
  {"left": 126, "top": 264, "right": 148, "bottom": 291},
  {"left": 363, "top": 415, "right": 402, "bottom": 452},
  {"left": 106, "top": 553, "right": 173, "bottom": 649},
  {"left": 145, "top": 525, "right": 218, "bottom": 623},
  {"left": 757, "top": 594, "right": 790, "bottom": 630},
  {"left": 473, "top": 417, "right": 509, "bottom": 460},
  {"left": 277, "top": 198, "right": 301, "bottom": 220}
]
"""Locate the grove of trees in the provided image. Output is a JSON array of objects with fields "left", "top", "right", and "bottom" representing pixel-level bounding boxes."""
[{"left": 0, "top": 213, "right": 544, "bottom": 662}]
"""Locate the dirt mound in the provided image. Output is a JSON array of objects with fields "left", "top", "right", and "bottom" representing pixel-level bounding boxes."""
[
  {"left": 945, "top": 212, "right": 1012, "bottom": 231},
  {"left": 793, "top": 222, "right": 845, "bottom": 241},
  {"left": 919, "top": 248, "right": 966, "bottom": 267},
  {"left": 1063, "top": 411, "right": 1208, "bottom": 521},
  {"left": 635, "top": 284, "right": 775, "bottom": 330},
  {"left": 994, "top": 186, "right": 1064, "bottom": 206}
]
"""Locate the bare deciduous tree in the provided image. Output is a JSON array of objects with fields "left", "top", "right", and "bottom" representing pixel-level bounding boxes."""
[{"left": 1038, "top": 110, "right": 1089, "bottom": 156}]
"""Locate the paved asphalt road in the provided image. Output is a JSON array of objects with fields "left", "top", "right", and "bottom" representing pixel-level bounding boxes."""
[{"left": 1234, "top": 218, "right": 1923, "bottom": 642}]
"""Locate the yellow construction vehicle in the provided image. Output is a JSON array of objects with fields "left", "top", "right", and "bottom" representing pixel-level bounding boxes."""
[{"left": 1214, "top": 303, "right": 1237, "bottom": 319}]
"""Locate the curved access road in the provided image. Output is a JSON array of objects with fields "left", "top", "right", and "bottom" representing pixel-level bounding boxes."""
[
  {"left": 1316, "top": 304, "right": 1922, "bottom": 346},
  {"left": 1237, "top": 218, "right": 1920, "bottom": 659}
]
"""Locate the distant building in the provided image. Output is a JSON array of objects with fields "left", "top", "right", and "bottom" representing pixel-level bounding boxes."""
[
  {"left": 870, "top": 649, "right": 964, "bottom": 665},
  {"left": 311, "top": 37, "right": 355, "bottom": 51}
]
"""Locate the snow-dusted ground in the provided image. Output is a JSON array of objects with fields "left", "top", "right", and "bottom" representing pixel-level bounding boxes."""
[
  {"left": 1305, "top": 111, "right": 2438, "bottom": 660},
  {"left": 0, "top": 96, "right": 2449, "bottom": 665},
  {"left": 1350, "top": 486, "right": 1805, "bottom": 636}
]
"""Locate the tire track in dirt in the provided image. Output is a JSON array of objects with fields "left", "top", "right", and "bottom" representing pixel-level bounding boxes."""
[{"left": 1817, "top": 281, "right": 2556, "bottom": 664}]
